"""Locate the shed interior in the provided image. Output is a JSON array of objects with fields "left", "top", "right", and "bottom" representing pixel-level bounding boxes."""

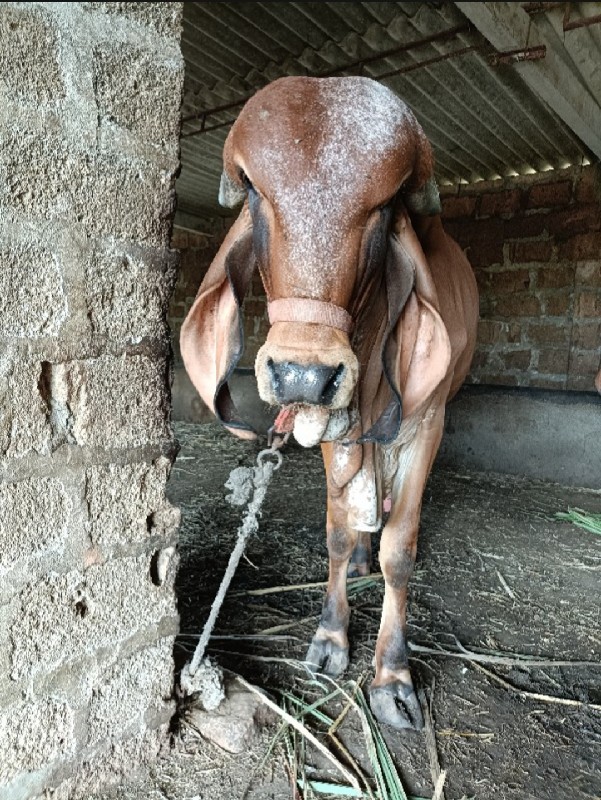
[{"left": 171, "top": 0, "right": 601, "bottom": 486}]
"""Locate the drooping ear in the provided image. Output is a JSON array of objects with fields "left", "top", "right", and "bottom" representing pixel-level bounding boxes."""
[
  {"left": 180, "top": 205, "right": 257, "bottom": 440},
  {"left": 359, "top": 207, "right": 451, "bottom": 443}
]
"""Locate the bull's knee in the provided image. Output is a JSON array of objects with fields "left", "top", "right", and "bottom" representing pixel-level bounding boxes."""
[
  {"left": 327, "top": 526, "right": 356, "bottom": 562},
  {"left": 381, "top": 546, "right": 415, "bottom": 590}
]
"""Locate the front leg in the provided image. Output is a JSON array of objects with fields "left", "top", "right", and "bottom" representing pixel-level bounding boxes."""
[
  {"left": 370, "top": 406, "right": 445, "bottom": 731},
  {"left": 305, "top": 520, "right": 358, "bottom": 677},
  {"left": 305, "top": 440, "right": 362, "bottom": 677}
]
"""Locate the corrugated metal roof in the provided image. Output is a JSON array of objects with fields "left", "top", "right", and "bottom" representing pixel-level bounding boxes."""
[{"left": 177, "top": 2, "right": 598, "bottom": 223}]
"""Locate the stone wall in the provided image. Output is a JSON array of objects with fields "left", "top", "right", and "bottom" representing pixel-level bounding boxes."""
[
  {"left": 0, "top": 3, "right": 183, "bottom": 797},
  {"left": 172, "top": 165, "right": 601, "bottom": 400}
]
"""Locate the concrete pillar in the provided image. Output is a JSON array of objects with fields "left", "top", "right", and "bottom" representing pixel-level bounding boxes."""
[{"left": 0, "top": 3, "right": 183, "bottom": 796}]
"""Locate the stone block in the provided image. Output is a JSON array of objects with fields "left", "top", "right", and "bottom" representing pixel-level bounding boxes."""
[
  {"left": 85, "top": 241, "right": 177, "bottom": 342},
  {"left": 0, "top": 358, "right": 50, "bottom": 458},
  {"left": 0, "top": 477, "right": 71, "bottom": 573},
  {"left": 0, "top": 6, "right": 63, "bottom": 104},
  {"left": 0, "top": 699, "right": 75, "bottom": 785},
  {"left": 85, "top": 458, "right": 178, "bottom": 551},
  {"left": 94, "top": 43, "right": 183, "bottom": 146},
  {"left": 10, "top": 554, "right": 176, "bottom": 680},
  {"left": 87, "top": 638, "right": 174, "bottom": 745},
  {"left": 0, "top": 240, "right": 68, "bottom": 337},
  {"left": 43, "top": 355, "right": 170, "bottom": 449},
  {"left": 0, "top": 129, "right": 175, "bottom": 247},
  {"left": 85, "top": 2, "right": 183, "bottom": 38}
]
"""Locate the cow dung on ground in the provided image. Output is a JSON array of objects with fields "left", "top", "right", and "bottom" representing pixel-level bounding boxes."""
[{"left": 91, "top": 421, "right": 601, "bottom": 800}]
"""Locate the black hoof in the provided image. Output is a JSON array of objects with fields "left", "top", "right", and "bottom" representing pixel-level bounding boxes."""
[
  {"left": 305, "top": 638, "right": 349, "bottom": 678},
  {"left": 369, "top": 682, "right": 424, "bottom": 731}
]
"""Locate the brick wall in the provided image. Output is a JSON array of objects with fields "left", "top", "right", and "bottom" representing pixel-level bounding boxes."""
[
  {"left": 171, "top": 165, "right": 601, "bottom": 401},
  {"left": 442, "top": 165, "right": 601, "bottom": 392},
  {"left": 0, "top": 4, "right": 183, "bottom": 797}
]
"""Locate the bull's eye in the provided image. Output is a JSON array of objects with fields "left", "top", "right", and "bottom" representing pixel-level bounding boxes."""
[{"left": 239, "top": 170, "right": 255, "bottom": 193}]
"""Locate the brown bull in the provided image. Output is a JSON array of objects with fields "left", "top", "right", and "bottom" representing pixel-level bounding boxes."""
[{"left": 181, "top": 76, "right": 478, "bottom": 731}]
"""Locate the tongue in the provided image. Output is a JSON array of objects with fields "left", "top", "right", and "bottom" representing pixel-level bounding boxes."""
[{"left": 273, "top": 406, "right": 297, "bottom": 434}]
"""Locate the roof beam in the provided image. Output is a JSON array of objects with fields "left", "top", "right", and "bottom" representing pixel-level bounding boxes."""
[{"left": 456, "top": 1, "right": 601, "bottom": 159}]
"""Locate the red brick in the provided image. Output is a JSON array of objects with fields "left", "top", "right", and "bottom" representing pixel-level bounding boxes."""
[
  {"left": 575, "top": 166, "right": 601, "bottom": 204},
  {"left": 509, "top": 240, "right": 553, "bottom": 263},
  {"left": 576, "top": 262, "right": 601, "bottom": 286},
  {"left": 495, "top": 293, "right": 541, "bottom": 317},
  {"left": 546, "top": 205, "right": 601, "bottom": 240},
  {"left": 537, "top": 348, "right": 569, "bottom": 373},
  {"left": 479, "top": 189, "right": 522, "bottom": 217},
  {"left": 477, "top": 319, "right": 523, "bottom": 344},
  {"left": 504, "top": 213, "right": 547, "bottom": 240},
  {"left": 243, "top": 299, "right": 267, "bottom": 317},
  {"left": 535, "top": 265, "right": 575, "bottom": 289},
  {"left": 543, "top": 291, "right": 573, "bottom": 316},
  {"left": 502, "top": 349, "right": 532, "bottom": 370},
  {"left": 489, "top": 269, "right": 531, "bottom": 293},
  {"left": 468, "top": 239, "right": 504, "bottom": 267},
  {"left": 575, "top": 291, "right": 601, "bottom": 318},
  {"left": 527, "top": 180, "right": 572, "bottom": 209},
  {"left": 527, "top": 321, "right": 570, "bottom": 345},
  {"left": 172, "top": 230, "right": 188, "bottom": 248},
  {"left": 441, "top": 194, "right": 477, "bottom": 219},
  {"left": 567, "top": 349, "right": 601, "bottom": 376},
  {"left": 558, "top": 232, "right": 601, "bottom": 261},
  {"left": 571, "top": 321, "right": 601, "bottom": 349}
]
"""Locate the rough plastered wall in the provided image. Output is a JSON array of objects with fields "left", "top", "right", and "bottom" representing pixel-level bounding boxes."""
[
  {"left": 0, "top": 3, "right": 183, "bottom": 797},
  {"left": 441, "top": 164, "right": 601, "bottom": 392}
]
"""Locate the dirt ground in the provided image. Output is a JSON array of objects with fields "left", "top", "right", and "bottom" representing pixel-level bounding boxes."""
[{"left": 96, "top": 421, "right": 601, "bottom": 800}]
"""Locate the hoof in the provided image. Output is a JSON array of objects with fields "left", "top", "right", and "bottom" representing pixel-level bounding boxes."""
[
  {"left": 347, "top": 562, "right": 370, "bottom": 578},
  {"left": 305, "top": 637, "right": 349, "bottom": 678},
  {"left": 369, "top": 682, "right": 424, "bottom": 731}
]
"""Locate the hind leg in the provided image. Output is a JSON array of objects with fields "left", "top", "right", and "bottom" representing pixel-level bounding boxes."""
[{"left": 348, "top": 531, "right": 372, "bottom": 577}]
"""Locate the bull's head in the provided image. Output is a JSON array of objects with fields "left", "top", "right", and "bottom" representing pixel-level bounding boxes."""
[{"left": 181, "top": 77, "right": 449, "bottom": 446}]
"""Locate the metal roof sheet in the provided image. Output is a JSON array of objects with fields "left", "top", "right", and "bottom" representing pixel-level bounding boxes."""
[{"left": 177, "top": 2, "right": 599, "bottom": 223}]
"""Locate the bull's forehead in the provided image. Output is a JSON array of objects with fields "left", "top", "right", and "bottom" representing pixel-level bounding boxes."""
[
  {"left": 237, "top": 77, "right": 415, "bottom": 206},
  {"left": 232, "top": 78, "right": 415, "bottom": 282}
]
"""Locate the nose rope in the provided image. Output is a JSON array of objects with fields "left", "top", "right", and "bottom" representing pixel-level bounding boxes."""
[{"left": 267, "top": 297, "right": 353, "bottom": 334}]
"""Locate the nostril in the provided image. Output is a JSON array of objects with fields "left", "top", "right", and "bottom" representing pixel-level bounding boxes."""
[
  {"left": 266, "top": 360, "right": 345, "bottom": 405},
  {"left": 321, "top": 363, "right": 345, "bottom": 405}
]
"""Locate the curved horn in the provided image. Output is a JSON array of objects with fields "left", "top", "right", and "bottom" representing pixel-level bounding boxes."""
[
  {"left": 404, "top": 175, "right": 441, "bottom": 215},
  {"left": 218, "top": 170, "right": 246, "bottom": 208},
  {"left": 404, "top": 125, "right": 441, "bottom": 216}
]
